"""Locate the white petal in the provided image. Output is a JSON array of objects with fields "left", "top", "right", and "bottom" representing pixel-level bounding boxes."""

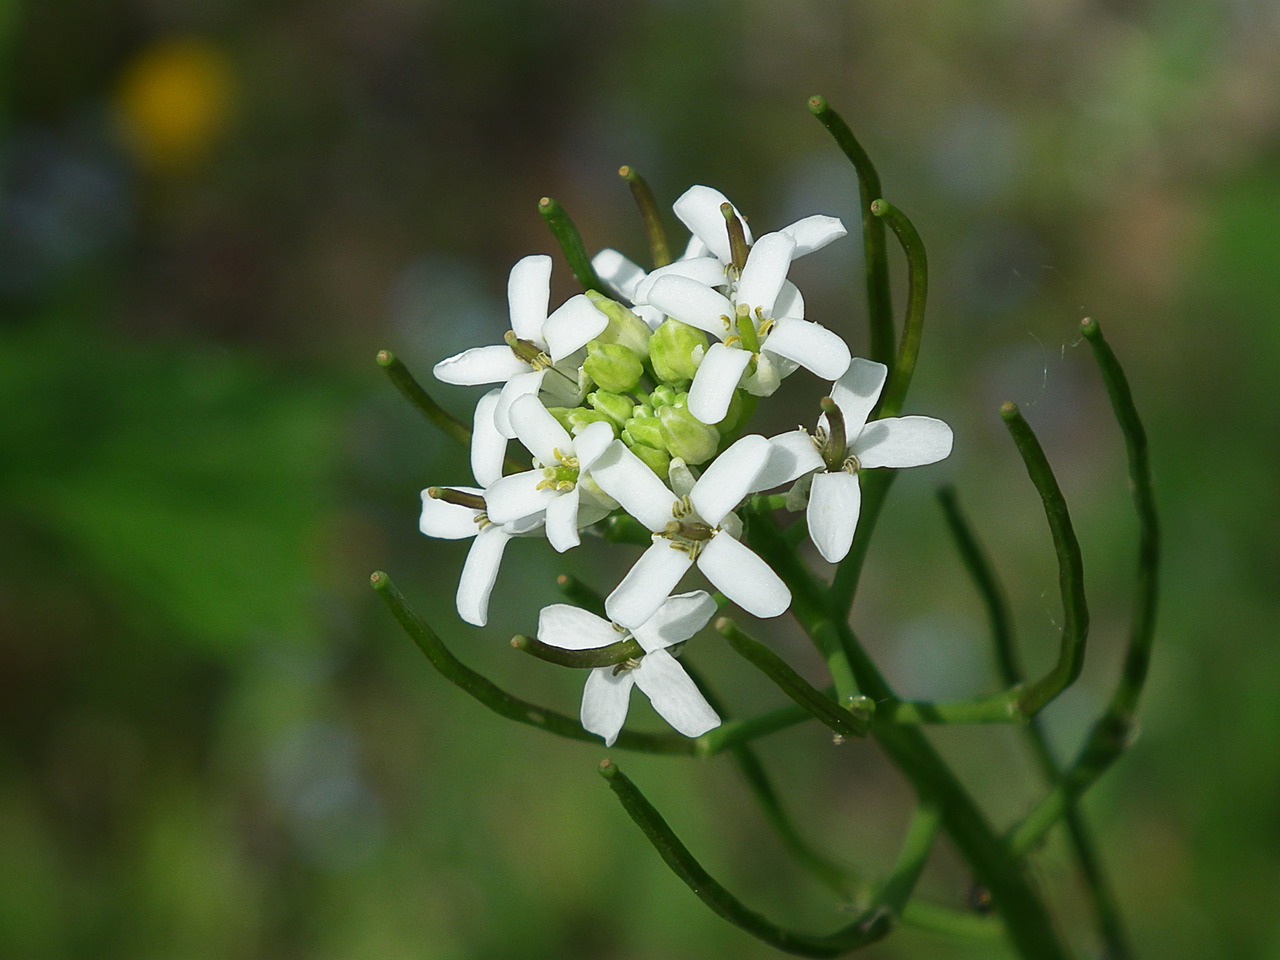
[
  {"left": 592, "top": 248, "right": 645, "bottom": 300},
  {"left": 542, "top": 294, "right": 608, "bottom": 362},
  {"left": 672, "top": 185, "right": 744, "bottom": 264},
  {"left": 687, "top": 343, "right": 751, "bottom": 425},
  {"left": 807, "top": 470, "right": 861, "bottom": 564},
  {"left": 537, "top": 603, "right": 619, "bottom": 650},
  {"left": 606, "top": 541, "right": 694, "bottom": 629},
  {"left": 544, "top": 487, "right": 580, "bottom": 553},
  {"left": 632, "top": 591, "right": 719, "bottom": 653},
  {"left": 735, "top": 232, "right": 796, "bottom": 319},
  {"left": 762, "top": 319, "right": 852, "bottom": 381},
  {"left": 574, "top": 420, "right": 616, "bottom": 473},
  {"left": 456, "top": 526, "right": 511, "bottom": 626},
  {"left": 646, "top": 276, "right": 735, "bottom": 339},
  {"left": 635, "top": 304, "right": 665, "bottom": 331},
  {"left": 742, "top": 350, "right": 788, "bottom": 397},
  {"left": 633, "top": 649, "right": 720, "bottom": 738},
  {"left": 696, "top": 533, "right": 791, "bottom": 619},
  {"left": 484, "top": 471, "right": 556, "bottom": 525},
  {"left": 590, "top": 441, "right": 678, "bottom": 533},
  {"left": 780, "top": 215, "right": 847, "bottom": 257},
  {"left": 667, "top": 459, "right": 697, "bottom": 499},
  {"left": 830, "top": 358, "right": 888, "bottom": 436},
  {"left": 753, "top": 429, "right": 825, "bottom": 491},
  {"left": 689, "top": 433, "right": 772, "bottom": 526},
  {"left": 773, "top": 280, "right": 804, "bottom": 320},
  {"left": 494, "top": 369, "right": 547, "bottom": 438},
  {"left": 852, "top": 416, "right": 954, "bottom": 469},
  {"left": 419, "top": 487, "right": 482, "bottom": 540},
  {"left": 508, "top": 255, "right": 552, "bottom": 342},
  {"left": 509, "top": 394, "right": 573, "bottom": 465},
  {"left": 470, "top": 389, "right": 508, "bottom": 487},
  {"left": 582, "top": 668, "right": 635, "bottom": 746},
  {"left": 433, "top": 345, "right": 527, "bottom": 386},
  {"left": 633, "top": 257, "right": 726, "bottom": 304}
]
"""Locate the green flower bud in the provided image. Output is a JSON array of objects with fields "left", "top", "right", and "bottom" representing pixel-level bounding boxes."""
[
  {"left": 586, "top": 390, "right": 635, "bottom": 428},
  {"left": 648, "top": 384, "right": 679, "bottom": 409},
  {"left": 650, "top": 319, "right": 707, "bottom": 385},
  {"left": 658, "top": 403, "right": 720, "bottom": 465},
  {"left": 622, "top": 414, "right": 665, "bottom": 451},
  {"left": 715, "top": 389, "right": 756, "bottom": 434},
  {"left": 586, "top": 290, "right": 651, "bottom": 358},
  {"left": 631, "top": 402, "right": 654, "bottom": 420},
  {"left": 559, "top": 406, "right": 617, "bottom": 436},
  {"left": 584, "top": 341, "right": 644, "bottom": 393},
  {"left": 625, "top": 439, "right": 670, "bottom": 479}
]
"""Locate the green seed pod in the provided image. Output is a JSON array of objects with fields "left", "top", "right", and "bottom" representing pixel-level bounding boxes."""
[
  {"left": 586, "top": 290, "right": 651, "bottom": 358},
  {"left": 587, "top": 390, "right": 636, "bottom": 428},
  {"left": 650, "top": 319, "right": 707, "bottom": 385},
  {"left": 658, "top": 403, "right": 720, "bottom": 465},
  {"left": 584, "top": 341, "right": 644, "bottom": 393}
]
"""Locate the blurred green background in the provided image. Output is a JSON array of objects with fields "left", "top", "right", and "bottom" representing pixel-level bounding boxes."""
[{"left": 2, "top": 1, "right": 1278, "bottom": 957}]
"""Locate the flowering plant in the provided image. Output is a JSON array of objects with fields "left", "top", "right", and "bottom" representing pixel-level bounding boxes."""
[{"left": 372, "top": 97, "right": 1159, "bottom": 959}]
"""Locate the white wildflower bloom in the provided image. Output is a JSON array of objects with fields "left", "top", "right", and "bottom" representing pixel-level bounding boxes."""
[
  {"left": 419, "top": 484, "right": 543, "bottom": 628},
  {"left": 537, "top": 591, "right": 721, "bottom": 746},
  {"left": 755, "top": 358, "right": 954, "bottom": 563},
  {"left": 648, "top": 231, "right": 852, "bottom": 424},
  {"left": 433, "top": 254, "right": 607, "bottom": 437},
  {"left": 591, "top": 434, "right": 791, "bottom": 627},
  {"left": 483, "top": 394, "right": 615, "bottom": 553}
]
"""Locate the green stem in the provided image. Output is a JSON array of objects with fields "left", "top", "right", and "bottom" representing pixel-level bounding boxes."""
[
  {"left": 370, "top": 571, "right": 692, "bottom": 755},
  {"left": 619, "top": 165, "right": 671, "bottom": 267},
  {"left": 376, "top": 349, "right": 471, "bottom": 449},
  {"left": 538, "top": 196, "right": 606, "bottom": 294},
  {"left": 870, "top": 199, "right": 927, "bottom": 418},
  {"left": 554, "top": 573, "right": 608, "bottom": 618},
  {"left": 808, "top": 95, "right": 894, "bottom": 366},
  {"left": 696, "top": 702, "right": 814, "bottom": 756}
]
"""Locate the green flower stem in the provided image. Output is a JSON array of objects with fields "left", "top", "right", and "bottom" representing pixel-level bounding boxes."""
[
  {"left": 939, "top": 486, "right": 1131, "bottom": 958},
  {"left": 375, "top": 349, "right": 471, "bottom": 448},
  {"left": 808, "top": 95, "right": 894, "bottom": 367},
  {"left": 748, "top": 516, "right": 1072, "bottom": 960},
  {"left": 695, "top": 702, "right": 814, "bottom": 756},
  {"left": 1000, "top": 402, "right": 1089, "bottom": 717},
  {"left": 370, "top": 571, "right": 693, "bottom": 755},
  {"left": 511, "top": 633, "right": 644, "bottom": 668},
  {"left": 870, "top": 199, "right": 927, "bottom": 419},
  {"left": 716, "top": 616, "right": 871, "bottom": 738},
  {"left": 619, "top": 165, "right": 671, "bottom": 267},
  {"left": 554, "top": 572, "right": 608, "bottom": 618},
  {"left": 901, "top": 902, "right": 1004, "bottom": 940},
  {"left": 538, "top": 196, "right": 606, "bottom": 295},
  {"left": 599, "top": 760, "right": 910, "bottom": 957},
  {"left": 875, "top": 803, "right": 942, "bottom": 919}
]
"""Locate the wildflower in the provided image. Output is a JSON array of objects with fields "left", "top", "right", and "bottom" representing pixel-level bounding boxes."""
[
  {"left": 757, "top": 358, "right": 954, "bottom": 563},
  {"left": 591, "top": 435, "right": 791, "bottom": 626},
  {"left": 433, "top": 254, "right": 607, "bottom": 437},
  {"left": 537, "top": 592, "right": 720, "bottom": 746}
]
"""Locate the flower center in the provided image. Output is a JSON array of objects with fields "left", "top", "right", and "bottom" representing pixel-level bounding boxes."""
[
  {"left": 504, "top": 330, "right": 553, "bottom": 370},
  {"left": 536, "top": 448, "right": 580, "bottom": 492}
]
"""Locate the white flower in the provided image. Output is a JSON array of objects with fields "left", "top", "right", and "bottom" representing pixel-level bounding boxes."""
[
  {"left": 419, "top": 484, "right": 543, "bottom": 628},
  {"left": 483, "top": 394, "right": 615, "bottom": 553},
  {"left": 432, "top": 254, "right": 607, "bottom": 437},
  {"left": 537, "top": 592, "right": 721, "bottom": 746},
  {"left": 590, "top": 434, "right": 791, "bottom": 627},
  {"left": 755, "top": 358, "right": 954, "bottom": 563},
  {"left": 646, "top": 231, "right": 852, "bottom": 425}
]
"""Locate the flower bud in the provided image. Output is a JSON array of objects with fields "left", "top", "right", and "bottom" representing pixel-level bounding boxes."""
[
  {"left": 587, "top": 390, "right": 635, "bottom": 428},
  {"left": 586, "top": 290, "right": 651, "bottom": 358},
  {"left": 584, "top": 341, "right": 644, "bottom": 393},
  {"left": 648, "top": 384, "right": 679, "bottom": 409},
  {"left": 545, "top": 405, "right": 617, "bottom": 437},
  {"left": 658, "top": 403, "right": 720, "bottom": 465},
  {"left": 650, "top": 319, "right": 707, "bottom": 384},
  {"left": 625, "top": 438, "right": 670, "bottom": 478},
  {"left": 622, "top": 414, "right": 665, "bottom": 451}
]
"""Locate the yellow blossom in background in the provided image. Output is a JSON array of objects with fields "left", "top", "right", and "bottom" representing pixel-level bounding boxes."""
[{"left": 114, "top": 37, "right": 235, "bottom": 171}]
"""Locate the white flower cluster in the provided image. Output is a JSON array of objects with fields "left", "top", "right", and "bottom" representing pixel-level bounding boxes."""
[{"left": 419, "top": 186, "right": 953, "bottom": 746}]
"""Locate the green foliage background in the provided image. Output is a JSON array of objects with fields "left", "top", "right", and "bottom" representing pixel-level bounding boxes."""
[{"left": 2, "top": 1, "right": 1278, "bottom": 957}]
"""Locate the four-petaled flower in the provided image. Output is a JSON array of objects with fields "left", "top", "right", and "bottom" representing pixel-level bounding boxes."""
[
  {"left": 433, "top": 254, "right": 607, "bottom": 437},
  {"left": 537, "top": 591, "right": 721, "bottom": 746},
  {"left": 757, "top": 358, "right": 954, "bottom": 563},
  {"left": 591, "top": 434, "right": 791, "bottom": 627}
]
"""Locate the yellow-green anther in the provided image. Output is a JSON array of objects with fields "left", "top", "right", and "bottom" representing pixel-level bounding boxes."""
[
  {"left": 650, "top": 318, "right": 707, "bottom": 384},
  {"left": 586, "top": 290, "right": 652, "bottom": 359},
  {"left": 658, "top": 404, "right": 720, "bottom": 465},
  {"left": 587, "top": 390, "right": 636, "bottom": 428},
  {"left": 584, "top": 341, "right": 645, "bottom": 393},
  {"left": 428, "top": 486, "right": 486, "bottom": 511},
  {"left": 721, "top": 201, "right": 749, "bottom": 274},
  {"left": 819, "top": 396, "right": 848, "bottom": 473}
]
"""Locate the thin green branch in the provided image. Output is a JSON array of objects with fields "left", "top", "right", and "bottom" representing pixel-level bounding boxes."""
[
  {"left": 695, "top": 702, "right": 814, "bottom": 756},
  {"left": 807, "top": 95, "right": 894, "bottom": 366},
  {"left": 870, "top": 199, "right": 927, "bottom": 418},
  {"left": 875, "top": 804, "right": 942, "bottom": 918},
  {"left": 370, "top": 571, "right": 693, "bottom": 755},
  {"left": 538, "top": 196, "right": 606, "bottom": 294},
  {"left": 619, "top": 165, "right": 671, "bottom": 267},
  {"left": 554, "top": 573, "right": 608, "bottom": 618},
  {"left": 375, "top": 350, "right": 471, "bottom": 448}
]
